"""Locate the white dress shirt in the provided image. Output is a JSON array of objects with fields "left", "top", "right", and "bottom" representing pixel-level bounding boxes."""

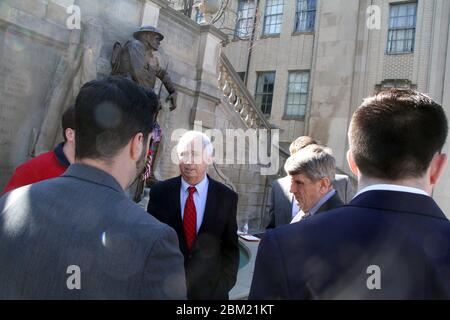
[
  {"left": 354, "top": 184, "right": 429, "bottom": 199},
  {"left": 180, "top": 175, "right": 209, "bottom": 233},
  {"left": 290, "top": 210, "right": 306, "bottom": 224},
  {"left": 291, "top": 196, "right": 300, "bottom": 219},
  {"left": 290, "top": 189, "right": 336, "bottom": 223}
]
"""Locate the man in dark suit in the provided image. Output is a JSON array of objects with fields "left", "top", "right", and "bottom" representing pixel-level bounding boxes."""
[
  {"left": 249, "top": 88, "right": 450, "bottom": 299},
  {"left": 284, "top": 144, "right": 343, "bottom": 223},
  {"left": 266, "top": 136, "right": 351, "bottom": 229},
  {"left": 147, "top": 131, "right": 239, "bottom": 300},
  {"left": 0, "top": 77, "right": 186, "bottom": 299}
]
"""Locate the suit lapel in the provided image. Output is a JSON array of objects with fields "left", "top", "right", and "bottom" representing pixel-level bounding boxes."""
[
  {"left": 198, "top": 176, "right": 216, "bottom": 235},
  {"left": 171, "top": 176, "right": 187, "bottom": 254},
  {"left": 315, "top": 192, "right": 343, "bottom": 215}
]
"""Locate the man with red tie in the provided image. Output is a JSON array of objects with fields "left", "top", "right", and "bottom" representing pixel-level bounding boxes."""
[{"left": 147, "top": 131, "right": 239, "bottom": 300}]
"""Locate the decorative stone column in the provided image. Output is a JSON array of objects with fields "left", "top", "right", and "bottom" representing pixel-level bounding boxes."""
[{"left": 190, "top": 25, "right": 227, "bottom": 129}]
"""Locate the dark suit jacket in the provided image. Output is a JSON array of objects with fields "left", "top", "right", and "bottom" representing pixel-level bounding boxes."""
[
  {"left": 290, "top": 191, "right": 343, "bottom": 224},
  {"left": 267, "top": 176, "right": 292, "bottom": 228},
  {"left": 250, "top": 190, "right": 450, "bottom": 299},
  {"left": 0, "top": 164, "right": 186, "bottom": 299},
  {"left": 267, "top": 175, "right": 350, "bottom": 229},
  {"left": 147, "top": 175, "right": 239, "bottom": 300},
  {"left": 313, "top": 191, "right": 344, "bottom": 216}
]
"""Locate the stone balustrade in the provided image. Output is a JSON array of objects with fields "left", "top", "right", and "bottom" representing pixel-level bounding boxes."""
[{"left": 218, "top": 53, "right": 271, "bottom": 130}]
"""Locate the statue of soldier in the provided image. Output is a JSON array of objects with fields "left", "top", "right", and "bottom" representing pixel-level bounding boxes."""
[
  {"left": 111, "top": 26, "right": 177, "bottom": 109},
  {"left": 111, "top": 26, "right": 177, "bottom": 201}
]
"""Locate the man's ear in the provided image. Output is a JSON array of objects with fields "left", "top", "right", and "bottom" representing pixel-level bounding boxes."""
[
  {"left": 429, "top": 153, "right": 448, "bottom": 186},
  {"left": 319, "top": 177, "right": 332, "bottom": 194},
  {"left": 206, "top": 154, "right": 214, "bottom": 165},
  {"left": 130, "top": 132, "right": 144, "bottom": 161},
  {"left": 346, "top": 150, "right": 360, "bottom": 177},
  {"left": 65, "top": 128, "right": 75, "bottom": 143}
]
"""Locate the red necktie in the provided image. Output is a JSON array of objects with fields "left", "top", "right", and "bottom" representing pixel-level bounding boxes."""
[{"left": 183, "top": 186, "right": 197, "bottom": 250}]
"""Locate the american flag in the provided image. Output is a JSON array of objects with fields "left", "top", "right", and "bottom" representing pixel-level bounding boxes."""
[{"left": 142, "top": 122, "right": 162, "bottom": 181}]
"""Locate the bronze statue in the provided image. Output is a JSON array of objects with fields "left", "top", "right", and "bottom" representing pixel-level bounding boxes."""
[{"left": 111, "top": 26, "right": 177, "bottom": 201}]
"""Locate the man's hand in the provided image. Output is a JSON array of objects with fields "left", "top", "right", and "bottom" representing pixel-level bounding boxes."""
[{"left": 166, "top": 92, "right": 177, "bottom": 111}]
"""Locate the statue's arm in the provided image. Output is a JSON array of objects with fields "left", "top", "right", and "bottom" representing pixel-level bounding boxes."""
[
  {"left": 156, "top": 65, "right": 178, "bottom": 111},
  {"left": 156, "top": 68, "right": 176, "bottom": 94}
]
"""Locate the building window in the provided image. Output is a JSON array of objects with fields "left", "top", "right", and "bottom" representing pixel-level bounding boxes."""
[
  {"left": 387, "top": 2, "right": 417, "bottom": 54},
  {"left": 255, "top": 72, "right": 276, "bottom": 115},
  {"left": 263, "top": 0, "right": 284, "bottom": 35},
  {"left": 235, "top": 0, "right": 255, "bottom": 38},
  {"left": 237, "top": 72, "right": 246, "bottom": 82},
  {"left": 195, "top": 7, "right": 205, "bottom": 24},
  {"left": 295, "top": 0, "right": 316, "bottom": 32},
  {"left": 285, "top": 71, "right": 310, "bottom": 118}
]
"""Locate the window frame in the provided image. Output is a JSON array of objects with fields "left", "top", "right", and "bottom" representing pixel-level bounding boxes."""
[
  {"left": 195, "top": 7, "right": 205, "bottom": 24},
  {"left": 235, "top": 0, "right": 256, "bottom": 39},
  {"left": 255, "top": 71, "right": 276, "bottom": 116},
  {"left": 237, "top": 72, "right": 246, "bottom": 82},
  {"left": 283, "top": 70, "right": 310, "bottom": 120},
  {"left": 262, "top": 0, "right": 284, "bottom": 36},
  {"left": 386, "top": 2, "right": 417, "bottom": 54},
  {"left": 294, "top": 0, "right": 317, "bottom": 33}
]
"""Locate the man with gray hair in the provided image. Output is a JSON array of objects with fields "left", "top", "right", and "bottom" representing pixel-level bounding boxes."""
[
  {"left": 250, "top": 89, "right": 450, "bottom": 299},
  {"left": 285, "top": 144, "right": 343, "bottom": 223},
  {"left": 147, "top": 130, "right": 239, "bottom": 300},
  {"left": 266, "top": 136, "right": 352, "bottom": 229}
]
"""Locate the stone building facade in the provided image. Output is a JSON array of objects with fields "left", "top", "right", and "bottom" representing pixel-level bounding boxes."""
[
  {"left": 183, "top": 0, "right": 450, "bottom": 216},
  {"left": 2, "top": 0, "right": 450, "bottom": 229},
  {"left": 0, "top": 0, "right": 277, "bottom": 231}
]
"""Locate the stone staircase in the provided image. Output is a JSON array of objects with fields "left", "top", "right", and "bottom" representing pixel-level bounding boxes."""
[{"left": 218, "top": 52, "right": 272, "bottom": 130}]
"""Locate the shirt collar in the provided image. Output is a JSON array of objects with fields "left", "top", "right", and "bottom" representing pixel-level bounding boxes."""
[
  {"left": 62, "top": 163, "right": 124, "bottom": 193},
  {"left": 181, "top": 175, "right": 209, "bottom": 196},
  {"left": 54, "top": 142, "right": 70, "bottom": 167},
  {"left": 354, "top": 184, "right": 429, "bottom": 198},
  {"left": 309, "top": 188, "right": 336, "bottom": 215}
]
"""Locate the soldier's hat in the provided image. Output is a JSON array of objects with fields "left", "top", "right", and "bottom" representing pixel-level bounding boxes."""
[{"left": 133, "top": 26, "right": 164, "bottom": 40}]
